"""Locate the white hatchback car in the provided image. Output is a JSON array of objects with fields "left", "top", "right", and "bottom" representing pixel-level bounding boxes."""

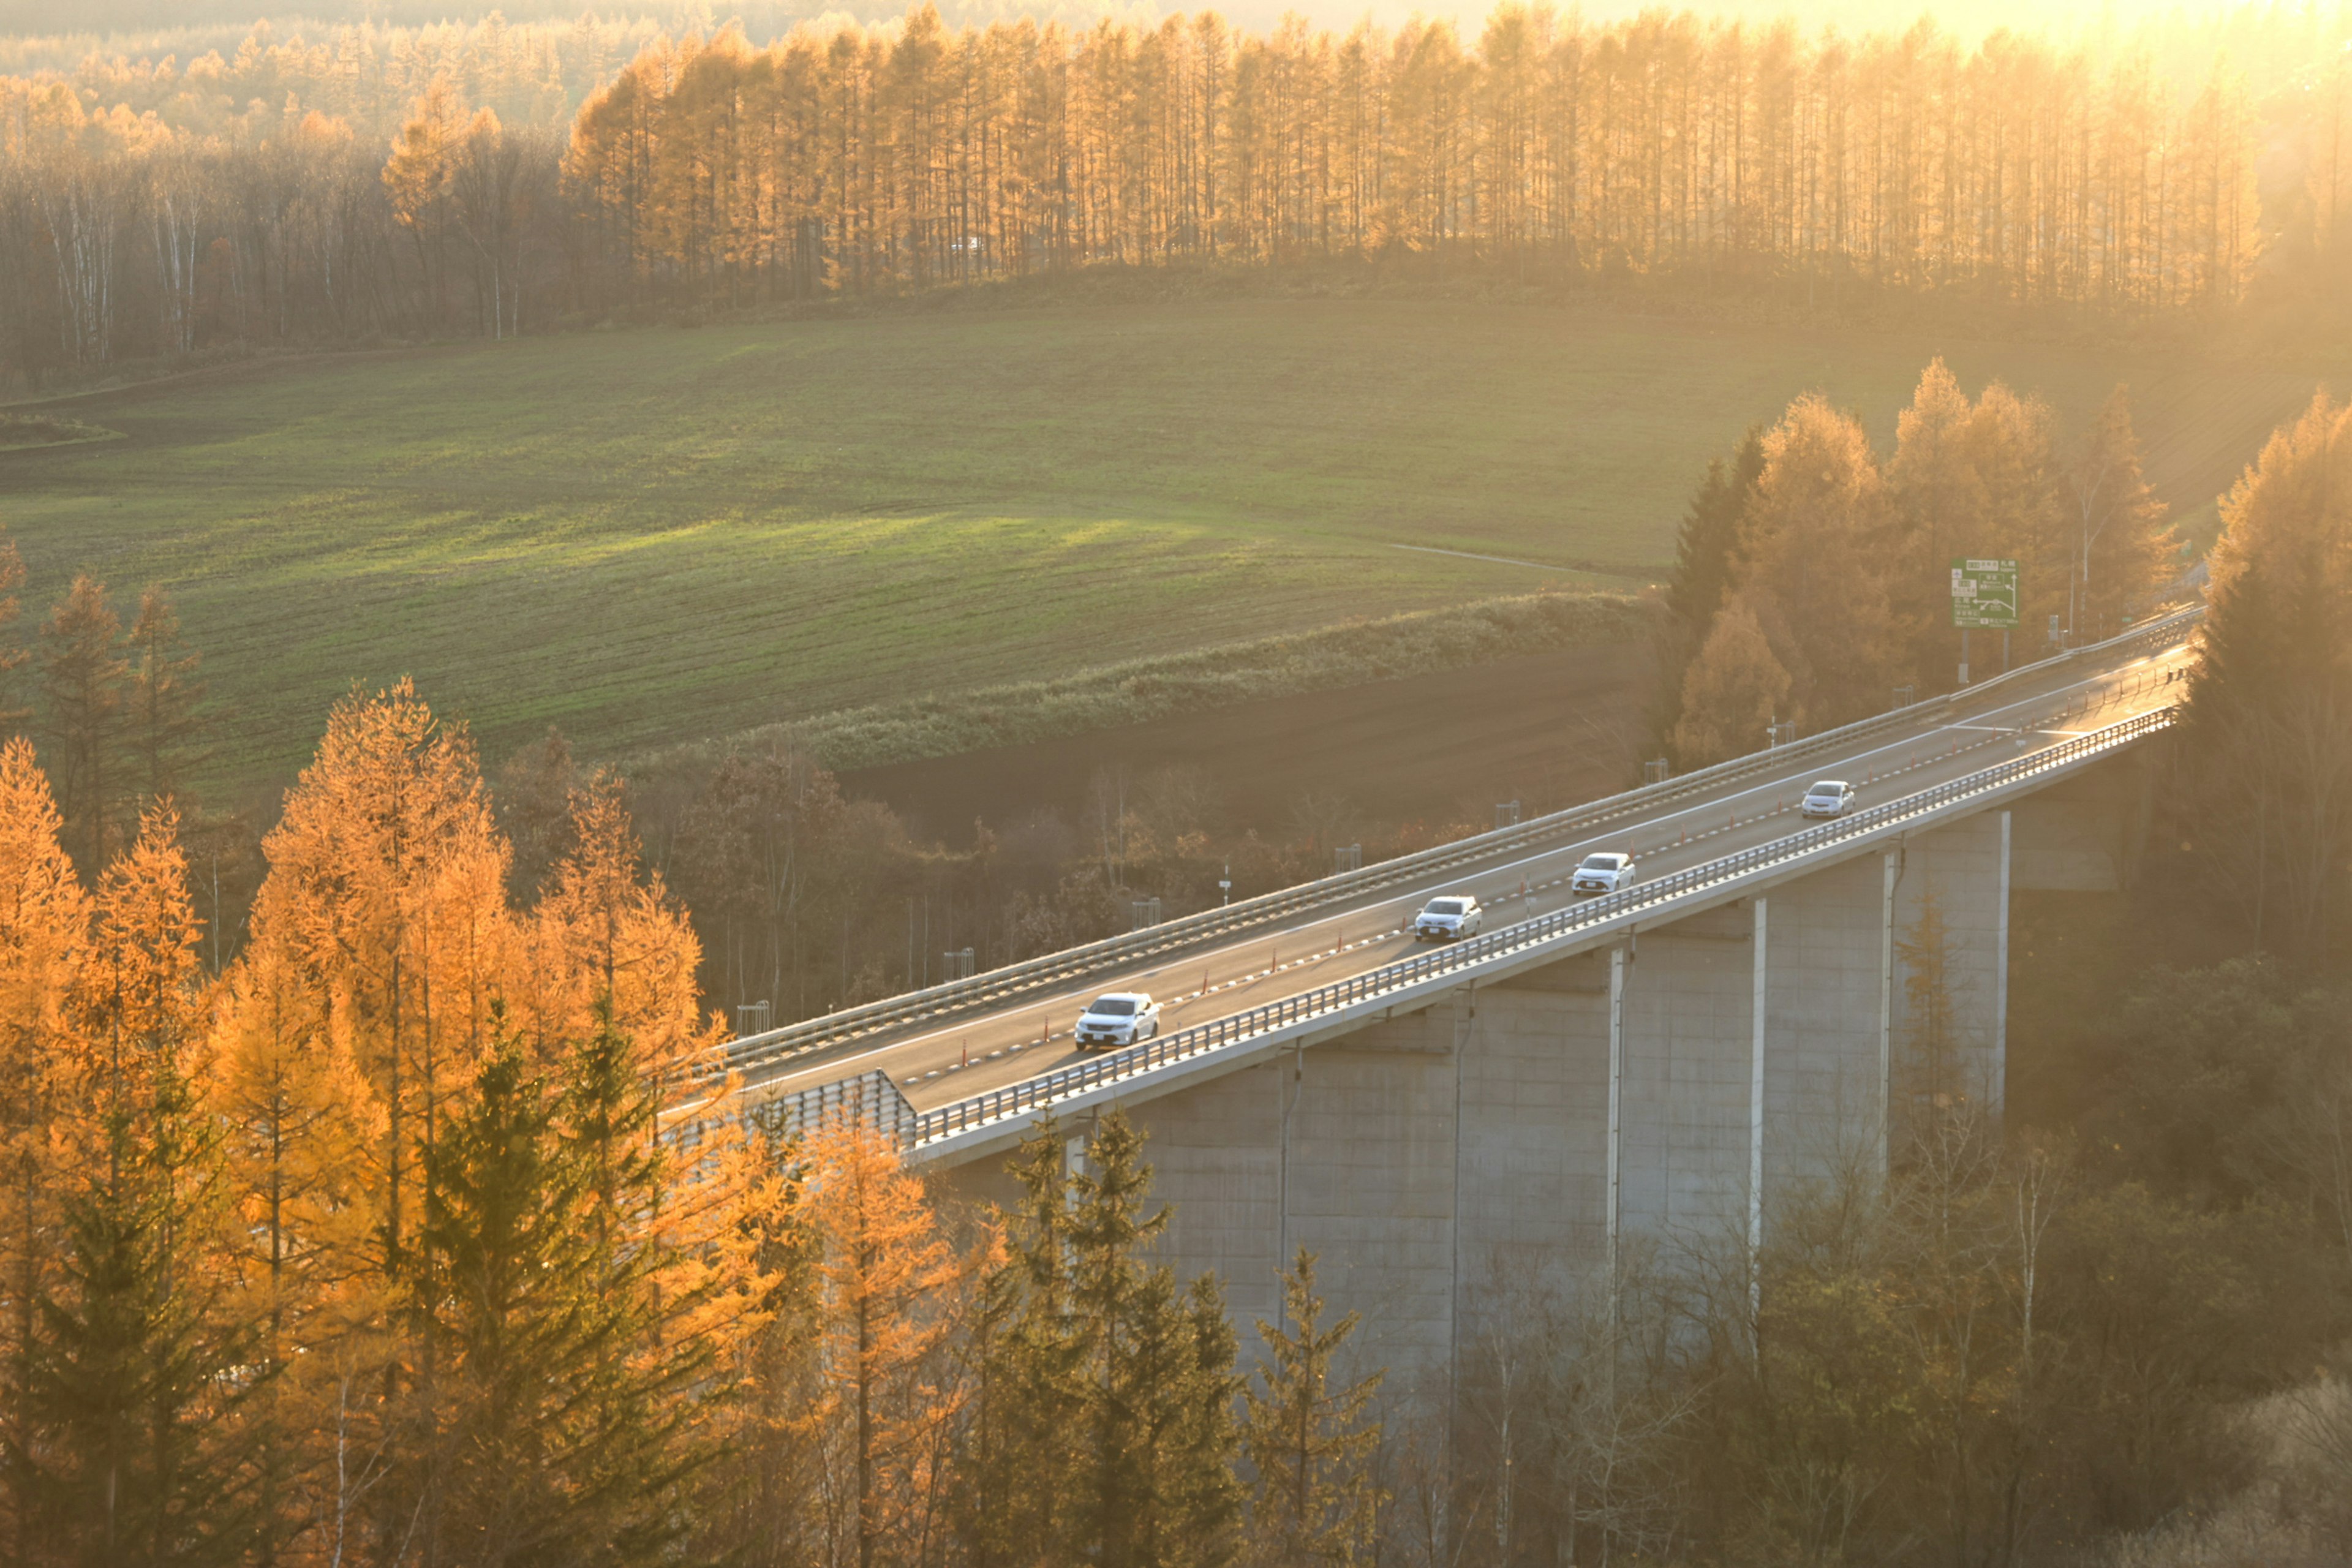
[
  {"left": 1801, "top": 780, "right": 1858, "bottom": 819},
  {"left": 1413, "top": 895, "right": 1483, "bottom": 941},
  {"left": 1572, "top": 852, "right": 1637, "bottom": 896},
  {"left": 1075, "top": 992, "right": 1161, "bottom": 1050}
]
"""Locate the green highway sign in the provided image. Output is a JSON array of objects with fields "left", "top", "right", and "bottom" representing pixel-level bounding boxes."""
[{"left": 1950, "top": 557, "right": 2019, "bottom": 629}]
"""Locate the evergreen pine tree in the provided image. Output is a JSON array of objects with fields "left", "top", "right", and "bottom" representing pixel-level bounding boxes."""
[
  {"left": 554, "top": 1002, "right": 732, "bottom": 1562},
  {"left": 37, "top": 575, "right": 127, "bottom": 875},
  {"left": 1654, "top": 428, "right": 1766, "bottom": 762},
  {"left": 387, "top": 1028, "right": 582, "bottom": 1564},
  {"left": 32, "top": 807, "right": 256, "bottom": 1567},
  {"left": 1243, "top": 1248, "right": 1383, "bottom": 1568},
  {"left": 1064, "top": 1110, "right": 1243, "bottom": 1568},
  {"left": 1666, "top": 427, "right": 1765, "bottom": 634},
  {"left": 2069, "top": 385, "right": 2176, "bottom": 639},
  {"left": 954, "top": 1123, "right": 1080, "bottom": 1568},
  {"left": 0, "top": 529, "right": 26, "bottom": 730},
  {"left": 389, "top": 1010, "right": 733, "bottom": 1567},
  {"left": 956, "top": 1115, "right": 1242, "bottom": 1568}
]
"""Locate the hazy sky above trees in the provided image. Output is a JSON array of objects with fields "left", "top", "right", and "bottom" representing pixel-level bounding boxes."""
[{"left": 0, "top": 0, "right": 2292, "bottom": 50}]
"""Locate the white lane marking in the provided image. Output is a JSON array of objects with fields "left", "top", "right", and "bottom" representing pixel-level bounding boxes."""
[{"left": 760, "top": 655, "right": 2187, "bottom": 1091}]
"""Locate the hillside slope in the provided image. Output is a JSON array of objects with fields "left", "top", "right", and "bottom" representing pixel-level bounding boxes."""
[{"left": 4, "top": 296, "right": 2330, "bottom": 791}]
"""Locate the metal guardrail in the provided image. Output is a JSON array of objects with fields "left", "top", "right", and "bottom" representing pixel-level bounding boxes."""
[
  {"left": 903, "top": 704, "right": 2180, "bottom": 1152},
  {"left": 751, "top": 1068, "right": 920, "bottom": 1146},
  {"left": 723, "top": 606, "right": 2202, "bottom": 1080}
]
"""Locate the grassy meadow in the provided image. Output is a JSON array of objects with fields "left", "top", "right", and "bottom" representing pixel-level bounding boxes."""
[{"left": 2, "top": 295, "right": 2335, "bottom": 794}]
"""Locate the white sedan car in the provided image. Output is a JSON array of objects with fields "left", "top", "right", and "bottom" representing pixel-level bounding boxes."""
[
  {"left": 1413, "top": 895, "right": 1483, "bottom": 941},
  {"left": 1801, "top": 780, "right": 1857, "bottom": 819},
  {"left": 1076, "top": 992, "right": 1161, "bottom": 1050},
  {"left": 1572, "top": 852, "right": 1637, "bottom": 896}
]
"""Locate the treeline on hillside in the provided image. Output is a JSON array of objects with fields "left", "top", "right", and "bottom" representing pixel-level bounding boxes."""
[
  {"left": 1656, "top": 360, "right": 2179, "bottom": 766},
  {"left": 7, "top": 3, "right": 2352, "bottom": 381},
  {"left": 0, "top": 13, "right": 662, "bottom": 136},
  {"left": 0, "top": 680, "right": 2348, "bottom": 1564}
]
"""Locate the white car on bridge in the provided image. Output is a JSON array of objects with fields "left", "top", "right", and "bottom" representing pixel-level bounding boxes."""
[
  {"left": 1076, "top": 992, "right": 1161, "bottom": 1049},
  {"left": 1413, "top": 895, "right": 1483, "bottom": 941},
  {"left": 1572, "top": 852, "right": 1637, "bottom": 896},
  {"left": 1801, "top": 780, "right": 1858, "bottom": 819}
]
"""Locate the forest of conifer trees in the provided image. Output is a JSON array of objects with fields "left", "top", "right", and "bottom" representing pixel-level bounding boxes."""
[{"left": 4, "top": 2, "right": 2352, "bottom": 382}]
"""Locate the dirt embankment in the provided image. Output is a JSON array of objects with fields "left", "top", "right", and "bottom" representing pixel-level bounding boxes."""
[{"left": 840, "top": 641, "right": 1656, "bottom": 846}]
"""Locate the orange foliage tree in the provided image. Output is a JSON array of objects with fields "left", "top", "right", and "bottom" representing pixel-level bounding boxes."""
[
  {"left": 0, "top": 737, "right": 88, "bottom": 1559},
  {"left": 801, "top": 1116, "right": 972, "bottom": 1568},
  {"left": 243, "top": 678, "right": 511, "bottom": 1287}
]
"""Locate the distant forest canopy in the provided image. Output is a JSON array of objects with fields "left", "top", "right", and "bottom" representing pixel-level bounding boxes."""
[{"left": 1, "top": 2, "right": 2349, "bottom": 383}]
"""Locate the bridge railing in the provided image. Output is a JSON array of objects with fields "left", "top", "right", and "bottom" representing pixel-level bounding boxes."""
[
  {"left": 725, "top": 607, "right": 2201, "bottom": 1081},
  {"left": 905, "top": 704, "right": 2179, "bottom": 1151}
]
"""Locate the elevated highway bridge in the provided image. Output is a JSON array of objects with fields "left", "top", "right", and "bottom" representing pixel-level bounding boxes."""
[{"left": 730, "top": 610, "right": 2199, "bottom": 1374}]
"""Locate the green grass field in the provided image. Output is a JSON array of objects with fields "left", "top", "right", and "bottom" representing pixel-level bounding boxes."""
[{"left": 3, "top": 296, "right": 2337, "bottom": 794}]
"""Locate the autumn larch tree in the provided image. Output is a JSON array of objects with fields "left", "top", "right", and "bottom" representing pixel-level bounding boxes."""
[
  {"left": 801, "top": 1115, "right": 967, "bottom": 1568},
  {"left": 523, "top": 767, "right": 714, "bottom": 1081},
  {"left": 0, "top": 737, "right": 89, "bottom": 1562},
  {"left": 2182, "top": 391, "right": 2352, "bottom": 956},
  {"left": 1733, "top": 393, "right": 1910, "bottom": 729},
  {"left": 209, "top": 935, "right": 378, "bottom": 1562},
  {"left": 1890, "top": 358, "right": 1987, "bottom": 682},
  {"left": 241, "top": 679, "right": 511, "bottom": 1294},
  {"left": 1670, "top": 598, "right": 1792, "bottom": 768},
  {"left": 1959, "top": 380, "right": 2069, "bottom": 665}
]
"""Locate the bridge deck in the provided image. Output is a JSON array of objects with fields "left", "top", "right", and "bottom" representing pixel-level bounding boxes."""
[{"left": 743, "top": 617, "right": 2196, "bottom": 1158}]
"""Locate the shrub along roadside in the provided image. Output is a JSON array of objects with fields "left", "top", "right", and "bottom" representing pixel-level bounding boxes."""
[{"left": 634, "top": 589, "right": 1656, "bottom": 780}]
